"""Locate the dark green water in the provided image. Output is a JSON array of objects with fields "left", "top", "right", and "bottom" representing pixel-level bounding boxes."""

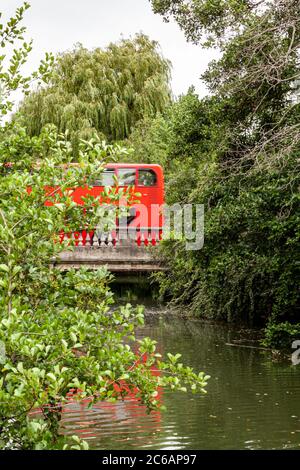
[{"left": 61, "top": 313, "right": 300, "bottom": 450}]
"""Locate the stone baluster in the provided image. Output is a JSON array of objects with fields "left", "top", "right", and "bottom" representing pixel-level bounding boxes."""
[
  {"left": 107, "top": 233, "right": 113, "bottom": 247},
  {"left": 99, "top": 233, "right": 106, "bottom": 247},
  {"left": 77, "top": 232, "right": 83, "bottom": 246}
]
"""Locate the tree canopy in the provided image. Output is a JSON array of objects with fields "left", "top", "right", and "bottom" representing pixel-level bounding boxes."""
[
  {"left": 139, "top": 0, "right": 300, "bottom": 330},
  {"left": 17, "top": 34, "right": 172, "bottom": 156}
]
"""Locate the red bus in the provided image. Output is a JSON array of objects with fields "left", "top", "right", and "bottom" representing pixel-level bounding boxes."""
[{"left": 60, "top": 163, "right": 165, "bottom": 246}]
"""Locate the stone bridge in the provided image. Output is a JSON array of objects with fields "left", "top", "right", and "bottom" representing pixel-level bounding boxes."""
[{"left": 52, "top": 229, "right": 165, "bottom": 273}]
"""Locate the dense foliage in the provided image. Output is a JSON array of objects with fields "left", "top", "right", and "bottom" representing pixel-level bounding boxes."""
[
  {"left": 132, "top": 0, "right": 300, "bottom": 330},
  {"left": 16, "top": 34, "right": 172, "bottom": 157}
]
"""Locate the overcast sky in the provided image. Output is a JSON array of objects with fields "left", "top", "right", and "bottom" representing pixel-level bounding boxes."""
[{"left": 4, "top": 0, "right": 219, "bottom": 100}]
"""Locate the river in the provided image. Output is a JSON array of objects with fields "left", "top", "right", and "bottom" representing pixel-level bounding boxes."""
[{"left": 60, "top": 311, "right": 300, "bottom": 450}]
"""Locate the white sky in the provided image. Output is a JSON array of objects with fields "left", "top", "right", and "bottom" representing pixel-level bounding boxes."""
[{"left": 4, "top": 0, "right": 219, "bottom": 100}]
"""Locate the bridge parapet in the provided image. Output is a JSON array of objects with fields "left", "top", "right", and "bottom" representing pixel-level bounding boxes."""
[
  {"left": 59, "top": 227, "right": 162, "bottom": 248},
  {"left": 53, "top": 240, "right": 165, "bottom": 273}
]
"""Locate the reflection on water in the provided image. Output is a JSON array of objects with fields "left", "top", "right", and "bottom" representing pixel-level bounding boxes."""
[{"left": 60, "top": 313, "right": 300, "bottom": 450}]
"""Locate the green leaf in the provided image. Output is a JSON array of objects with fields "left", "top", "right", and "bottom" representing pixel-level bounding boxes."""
[{"left": 46, "top": 373, "right": 56, "bottom": 382}]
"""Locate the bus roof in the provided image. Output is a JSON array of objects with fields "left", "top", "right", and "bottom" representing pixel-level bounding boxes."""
[{"left": 105, "top": 163, "right": 163, "bottom": 170}]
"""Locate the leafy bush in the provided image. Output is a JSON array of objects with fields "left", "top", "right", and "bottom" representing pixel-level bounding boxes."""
[
  {"left": 262, "top": 322, "right": 300, "bottom": 350},
  {"left": 0, "top": 4, "right": 209, "bottom": 449}
]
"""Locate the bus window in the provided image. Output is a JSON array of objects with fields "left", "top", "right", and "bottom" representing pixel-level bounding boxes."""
[
  {"left": 138, "top": 169, "right": 157, "bottom": 187},
  {"left": 118, "top": 168, "right": 136, "bottom": 186},
  {"left": 93, "top": 169, "right": 115, "bottom": 186}
]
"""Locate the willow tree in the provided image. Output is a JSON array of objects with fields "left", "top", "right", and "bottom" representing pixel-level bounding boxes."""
[{"left": 17, "top": 34, "right": 172, "bottom": 156}]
